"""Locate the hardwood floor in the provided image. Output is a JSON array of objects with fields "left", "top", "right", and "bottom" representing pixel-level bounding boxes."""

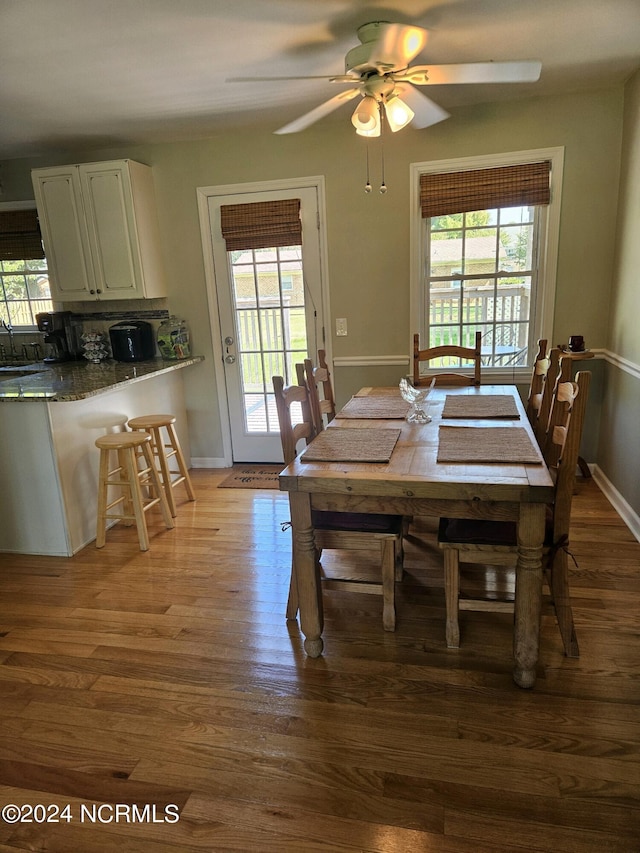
[{"left": 0, "top": 471, "right": 638, "bottom": 852}]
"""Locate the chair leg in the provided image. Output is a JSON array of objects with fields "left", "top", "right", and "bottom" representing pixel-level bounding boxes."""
[
  {"left": 123, "top": 447, "right": 150, "bottom": 552},
  {"left": 381, "top": 538, "right": 397, "bottom": 632},
  {"left": 141, "top": 442, "right": 175, "bottom": 531},
  {"left": 286, "top": 555, "right": 299, "bottom": 620},
  {"left": 151, "top": 426, "right": 177, "bottom": 517},
  {"left": 118, "top": 448, "right": 135, "bottom": 526},
  {"left": 548, "top": 550, "right": 580, "bottom": 657},
  {"left": 444, "top": 549, "right": 461, "bottom": 648},
  {"left": 166, "top": 423, "right": 196, "bottom": 501},
  {"left": 95, "top": 448, "right": 110, "bottom": 549}
]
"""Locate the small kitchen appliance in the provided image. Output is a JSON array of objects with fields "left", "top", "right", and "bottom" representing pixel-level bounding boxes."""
[
  {"left": 109, "top": 320, "right": 155, "bottom": 362},
  {"left": 36, "top": 311, "right": 79, "bottom": 363}
]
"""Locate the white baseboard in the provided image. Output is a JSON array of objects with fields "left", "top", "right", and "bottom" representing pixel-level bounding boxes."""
[
  {"left": 592, "top": 465, "right": 640, "bottom": 543},
  {"left": 191, "top": 457, "right": 230, "bottom": 469}
]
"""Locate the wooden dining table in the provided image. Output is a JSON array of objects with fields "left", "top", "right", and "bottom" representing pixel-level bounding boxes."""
[{"left": 278, "top": 384, "right": 555, "bottom": 688}]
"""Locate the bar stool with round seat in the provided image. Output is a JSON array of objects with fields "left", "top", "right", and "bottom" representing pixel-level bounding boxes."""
[
  {"left": 127, "top": 414, "right": 196, "bottom": 517},
  {"left": 95, "top": 431, "right": 174, "bottom": 551}
]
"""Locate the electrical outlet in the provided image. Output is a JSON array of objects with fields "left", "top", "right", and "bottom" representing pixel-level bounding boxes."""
[{"left": 336, "top": 318, "right": 348, "bottom": 337}]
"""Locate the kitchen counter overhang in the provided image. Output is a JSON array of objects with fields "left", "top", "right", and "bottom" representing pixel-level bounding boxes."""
[
  {"left": 0, "top": 356, "right": 204, "bottom": 401},
  {"left": 0, "top": 356, "right": 202, "bottom": 555}
]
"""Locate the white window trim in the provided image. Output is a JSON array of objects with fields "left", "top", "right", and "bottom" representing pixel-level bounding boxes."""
[{"left": 409, "top": 147, "right": 564, "bottom": 382}]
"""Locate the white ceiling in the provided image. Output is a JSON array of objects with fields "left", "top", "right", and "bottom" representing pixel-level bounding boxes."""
[{"left": 1, "top": 0, "right": 640, "bottom": 160}]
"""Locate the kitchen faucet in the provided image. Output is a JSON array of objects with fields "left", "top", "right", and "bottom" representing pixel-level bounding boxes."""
[{"left": 0, "top": 318, "right": 18, "bottom": 361}]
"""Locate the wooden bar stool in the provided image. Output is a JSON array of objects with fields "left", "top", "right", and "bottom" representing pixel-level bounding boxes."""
[
  {"left": 95, "top": 432, "right": 174, "bottom": 551},
  {"left": 127, "top": 414, "right": 196, "bottom": 517}
]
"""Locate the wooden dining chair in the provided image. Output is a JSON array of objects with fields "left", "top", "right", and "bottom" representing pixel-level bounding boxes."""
[
  {"left": 296, "top": 350, "right": 336, "bottom": 436},
  {"left": 525, "top": 339, "right": 549, "bottom": 427},
  {"left": 533, "top": 347, "right": 571, "bottom": 446},
  {"left": 413, "top": 331, "right": 482, "bottom": 387},
  {"left": 438, "top": 370, "right": 591, "bottom": 657},
  {"left": 273, "top": 374, "right": 403, "bottom": 631}
]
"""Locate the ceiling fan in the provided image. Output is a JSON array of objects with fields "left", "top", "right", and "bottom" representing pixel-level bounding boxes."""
[{"left": 228, "top": 22, "right": 542, "bottom": 136}]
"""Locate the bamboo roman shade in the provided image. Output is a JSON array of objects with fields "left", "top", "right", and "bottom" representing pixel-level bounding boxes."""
[
  {"left": 420, "top": 161, "right": 551, "bottom": 218},
  {"left": 0, "top": 209, "right": 45, "bottom": 261},
  {"left": 220, "top": 198, "right": 302, "bottom": 251}
]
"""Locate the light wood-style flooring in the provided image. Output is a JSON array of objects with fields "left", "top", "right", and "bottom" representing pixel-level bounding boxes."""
[{"left": 0, "top": 471, "right": 638, "bottom": 852}]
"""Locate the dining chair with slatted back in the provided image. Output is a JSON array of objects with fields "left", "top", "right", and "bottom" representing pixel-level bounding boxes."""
[
  {"left": 273, "top": 374, "right": 403, "bottom": 631},
  {"left": 533, "top": 347, "right": 571, "bottom": 446},
  {"left": 273, "top": 374, "right": 316, "bottom": 463},
  {"left": 438, "top": 370, "right": 591, "bottom": 657},
  {"left": 525, "top": 339, "right": 549, "bottom": 427},
  {"left": 413, "top": 331, "right": 482, "bottom": 387},
  {"left": 301, "top": 349, "right": 336, "bottom": 433}
]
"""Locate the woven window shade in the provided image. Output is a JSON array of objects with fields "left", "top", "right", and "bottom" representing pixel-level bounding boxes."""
[
  {"left": 0, "top": 209, "right": 45, "bottom": 261},
  {"left": 420, "top": 161, "right": 551, "bottom": 218},
  {"left": 220, "top": 198, "right": 302, "bottom": 251}
]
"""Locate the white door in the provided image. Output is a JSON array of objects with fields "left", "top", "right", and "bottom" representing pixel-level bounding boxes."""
[{"left": 208, "top": 185, "right": 326, "bottom": 463}]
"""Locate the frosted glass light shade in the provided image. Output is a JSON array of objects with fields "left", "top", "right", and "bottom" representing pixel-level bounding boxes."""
[
  {"left": 385, "top": 96, "right": 415, "bottom": 132},
  {"left": 351, "top": 96, "right": 381, "bottom": 135}
]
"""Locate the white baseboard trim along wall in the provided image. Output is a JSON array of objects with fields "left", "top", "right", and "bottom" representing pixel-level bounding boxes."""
[
  {"left": 592, "top": 465, "right": 640, "bottom": 543},
  {"left": 192, "top": 457, "right": 229, "bottom": 468}
]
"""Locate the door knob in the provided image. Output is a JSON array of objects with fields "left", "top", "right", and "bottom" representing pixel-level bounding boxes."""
[{"left": 225, "top": 354, "right": 236, "bottom": 364}]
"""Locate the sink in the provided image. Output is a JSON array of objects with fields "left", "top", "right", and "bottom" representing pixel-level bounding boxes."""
[
  {"left": 0, "top": 364, "right": 49, "bottom": 382},
  {"left": 0, "top": 371, "right": 33, "bottom": 381}
]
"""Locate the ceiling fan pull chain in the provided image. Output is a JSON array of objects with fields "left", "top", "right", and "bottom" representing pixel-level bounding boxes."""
[
  {"left": 379, "top": 107, "right": 387, "bottom": 193},
  {"left": 364, "top": 144, "right": 372, "bottom": 193}
]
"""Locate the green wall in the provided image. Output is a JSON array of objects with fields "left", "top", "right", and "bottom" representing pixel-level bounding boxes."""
[
  {"left": 0, "top": 86, "right": 626, "bottom": 474},
  {"left": 597, "top": 69, "right": 640, "bottom": 520}
]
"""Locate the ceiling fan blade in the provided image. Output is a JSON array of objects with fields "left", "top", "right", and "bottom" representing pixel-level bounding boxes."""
[
  {"left": 274, "top": 88, "right": 361, "bottom": 134},
  {"left": 227, "top": 75, "right": 354, "bottom": 83},
  {"left": 394, "top": 83, "right": 450, "bottom": 129},
  {"left": 397, "top": 60, "right": 542, "bottom": 86},
  {"left": 367, "top": 23, "right": 428, "bottom": 71}
]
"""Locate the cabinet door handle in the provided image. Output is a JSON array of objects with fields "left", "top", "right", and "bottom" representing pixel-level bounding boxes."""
[
  {"left": 89, "top": 289, "right": 95, "bottom": 295},
  {"left": 96, "top": 289, "right": 102, "bottom": 294}
]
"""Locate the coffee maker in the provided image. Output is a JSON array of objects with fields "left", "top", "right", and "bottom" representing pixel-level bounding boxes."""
[{"left": 36, "top": 311, "right": 79, "bottom": 363}]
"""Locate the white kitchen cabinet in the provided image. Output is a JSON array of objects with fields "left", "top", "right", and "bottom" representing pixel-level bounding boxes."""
[{"left": 32, "top": 159, "right": 167, "bottom": 301}]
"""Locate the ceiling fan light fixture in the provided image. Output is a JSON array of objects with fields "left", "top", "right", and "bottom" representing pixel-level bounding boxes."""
[
  {"left": 351, "top": 95, "right": 380, "bottom": 134},
  {"left": 384, "top": 95, "right": 414, "bottom": 132}
]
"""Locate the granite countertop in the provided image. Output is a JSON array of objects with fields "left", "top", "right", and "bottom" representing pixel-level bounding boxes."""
[{"left": 0, "top": 356, "right": 204, "bottom": 402}]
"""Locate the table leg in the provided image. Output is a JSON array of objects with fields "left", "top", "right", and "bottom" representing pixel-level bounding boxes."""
[
  {"left": 289, "top": 491, "right": 324, "bottom": 657},
  {"left": 513, "top": 502, "right": 545, "bottom": 688}
]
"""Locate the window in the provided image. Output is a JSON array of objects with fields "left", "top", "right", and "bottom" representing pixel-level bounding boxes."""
[
  {"left": 0, "top": 207, "right": 53, "bottom": 329},
  {"left": 411, "top": 149, "right": 563, "bottom": 375},
  {"left": 427, "top": 205, "right": 539, "bottom": 366}
]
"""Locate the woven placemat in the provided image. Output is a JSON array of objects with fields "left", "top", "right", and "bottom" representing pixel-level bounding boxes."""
[
  {"left": 301, "top": 427, "right": 401, "bottom": 462},
  {"left": 442, "top": 394, "right": 520, "bottom": 419},
  {"left": 336, "top": 396, "right": 411, "bottom": 419},
  {"left": 437, "top": 426, "right": 542, "bottom": 463}
]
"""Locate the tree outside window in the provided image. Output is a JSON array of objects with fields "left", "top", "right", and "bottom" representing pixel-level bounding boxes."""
[{"left": 0, "top": 257, "right": 53, "bottom": 329}]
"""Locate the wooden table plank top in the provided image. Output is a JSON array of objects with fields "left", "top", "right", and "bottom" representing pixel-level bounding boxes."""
[{"left": 280, "top": 385, "right": 553, "bottom": 501}]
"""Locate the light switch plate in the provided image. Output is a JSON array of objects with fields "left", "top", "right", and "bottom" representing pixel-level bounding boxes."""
[{"left": 336, "top": 318, "right": 347, "bottom": 336}]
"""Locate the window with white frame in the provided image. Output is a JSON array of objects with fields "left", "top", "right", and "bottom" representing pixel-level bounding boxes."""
[
  {"left": 411, "top": 149, "right": 563, "bottom": 374},
  {"left": 0, "top": 207, "right": 52, "bottom": 330}
]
